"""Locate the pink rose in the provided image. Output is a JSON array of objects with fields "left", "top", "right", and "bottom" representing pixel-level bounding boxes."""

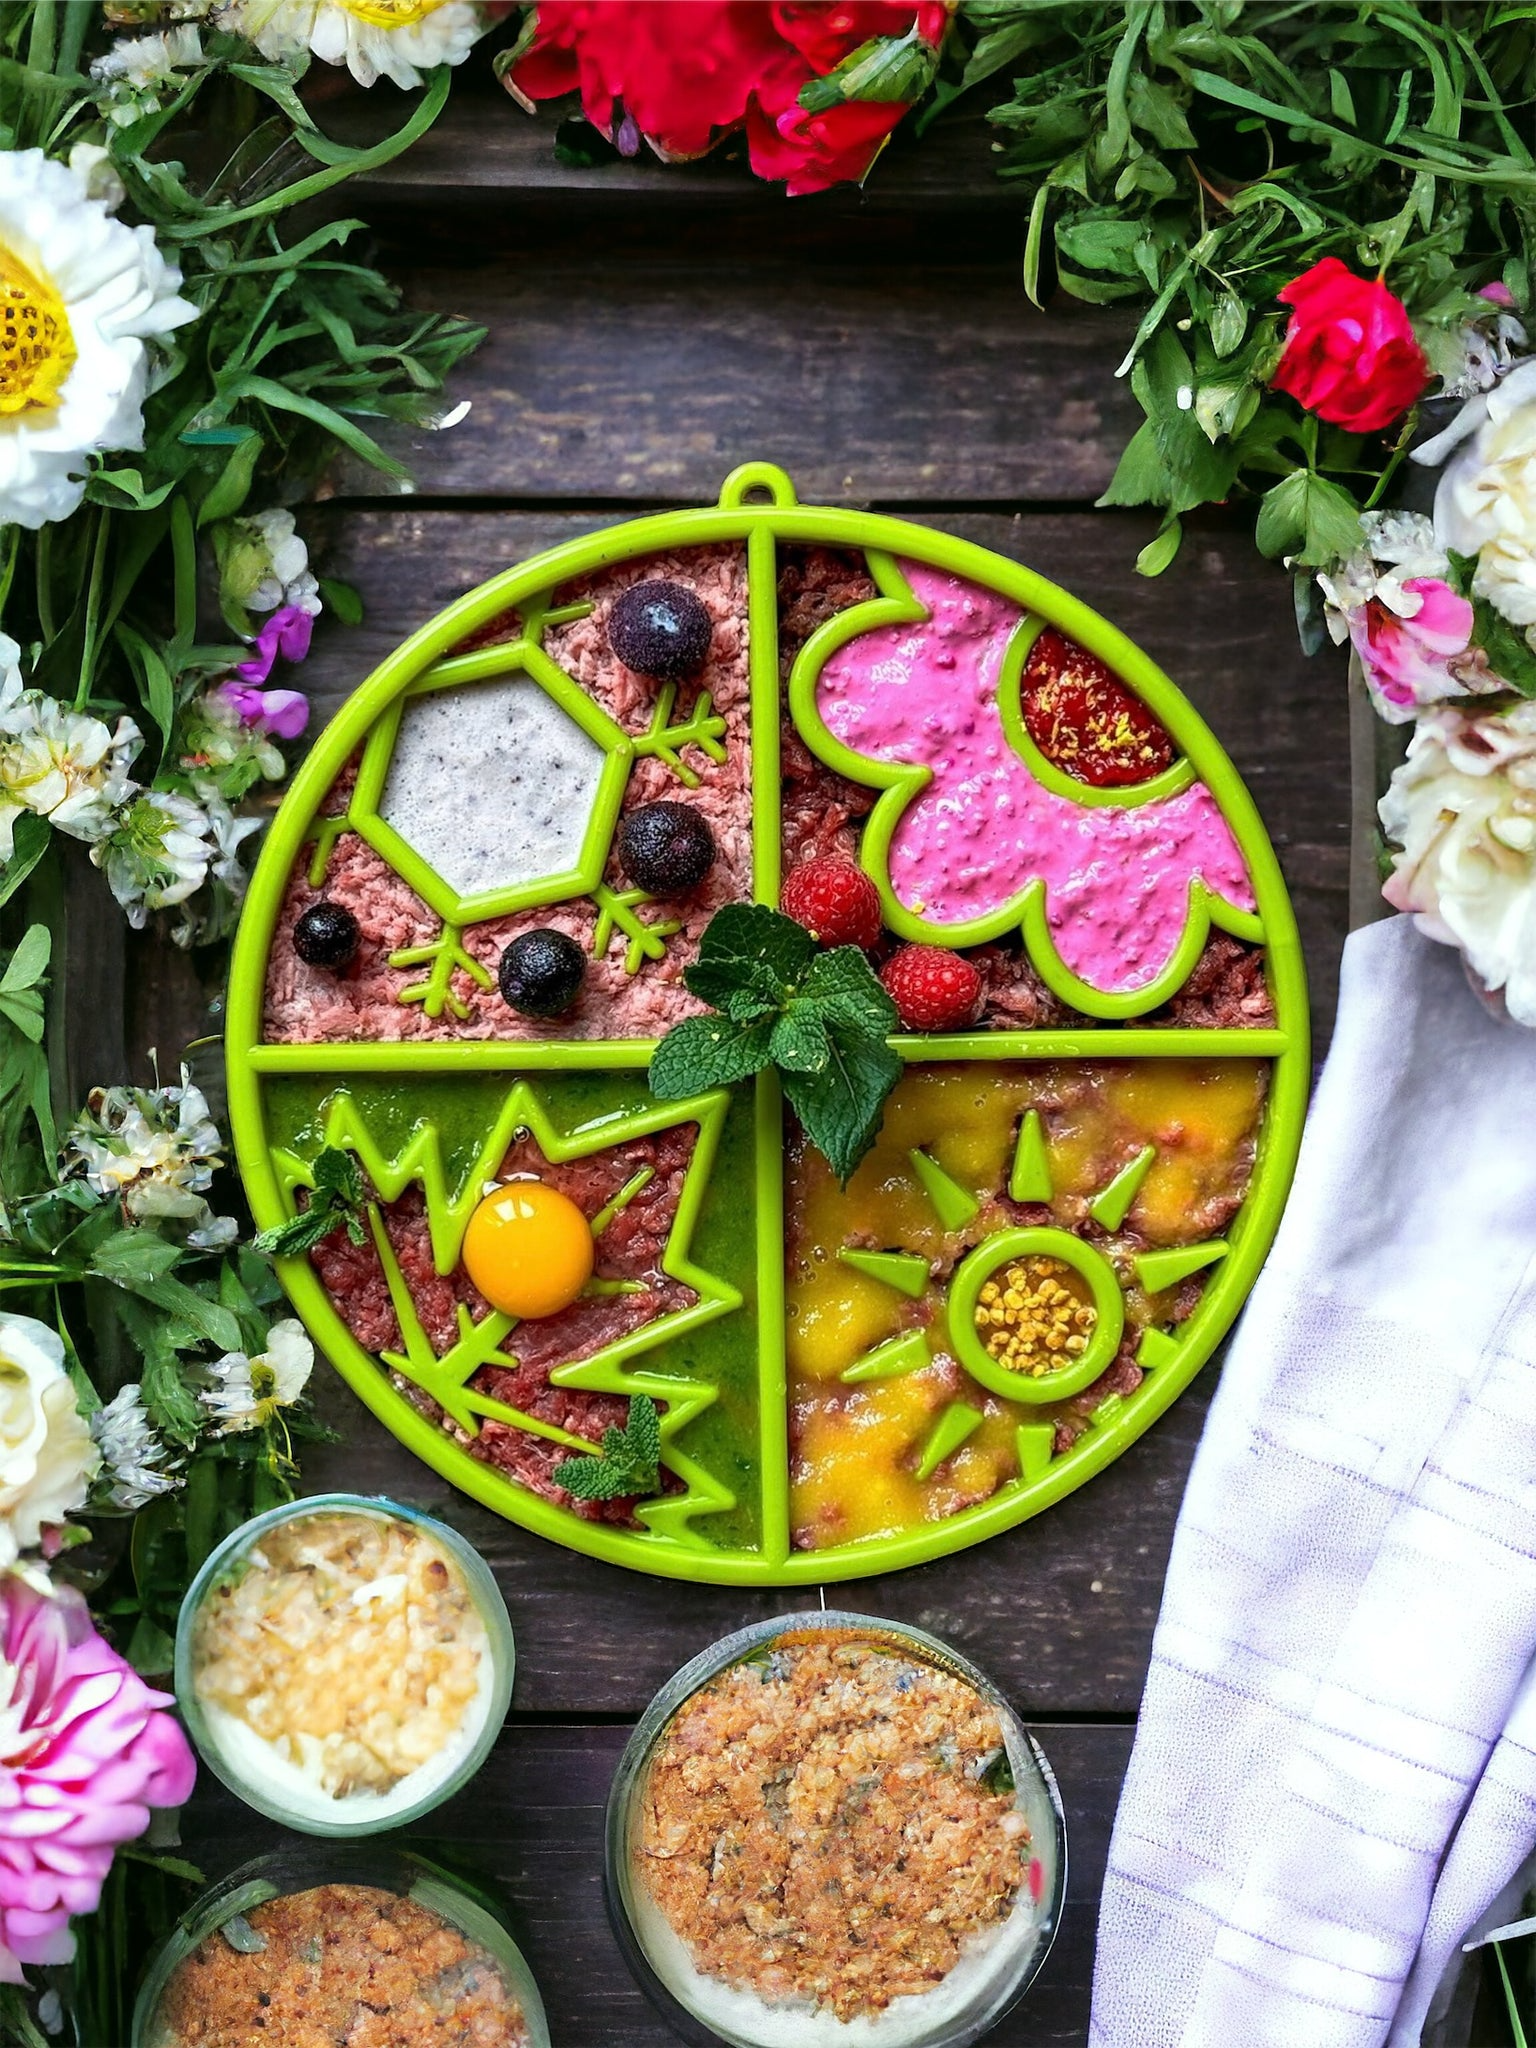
[
  {"left": 0, "top": 1575, "right": 195, "bottom": 1982},
  {"left": 1348, "top": 576, "right": 1476, "bottom": 716}
]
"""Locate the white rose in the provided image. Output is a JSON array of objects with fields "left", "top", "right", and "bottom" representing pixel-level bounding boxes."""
[
  {"left": 0, "top": 1314, "right": 100, "bottom": 1566},
  {"left": 1380, "top": 697, "right": 1536, "bottom": 1024},
  {"left": 1422, "top": 358, "right": 1536, "bottom": 631}
]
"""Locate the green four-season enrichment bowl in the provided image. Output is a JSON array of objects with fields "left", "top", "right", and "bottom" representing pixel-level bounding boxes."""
[{"left": 227, "top": 463, "right": 1306, "bottom": 1584}]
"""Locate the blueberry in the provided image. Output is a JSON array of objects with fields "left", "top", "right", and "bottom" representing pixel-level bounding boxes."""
[
  {"left": 498, "top": 928, "right": 587, "bottom": 1018},
  {"left": 293, "top": 902, "right": 359, "bottom": 969},
  {"left": 618, "top": 802, "right": 716, "bottom": 896},
  {"left": 607, "top": 579, "right": 712, "bottom": 682}
]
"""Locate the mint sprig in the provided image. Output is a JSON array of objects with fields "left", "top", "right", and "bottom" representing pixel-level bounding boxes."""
[
  {"left": 650, "top": 906, "right": 901, "bottom": 1183},
  {"left": 553, "top": 1394, "right": 662, "bottom": 1501},
  {"left": 254, "top": 1147, "right": 368, "bottom": 1258}
]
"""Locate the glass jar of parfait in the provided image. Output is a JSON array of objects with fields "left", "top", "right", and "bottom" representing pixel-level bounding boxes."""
[
  {"left": 606, "top": 1609, "right": 1067, "bottom": 2048},
  {"left": 174, "top": 1492, "right": 514, "bottom": 1836}
]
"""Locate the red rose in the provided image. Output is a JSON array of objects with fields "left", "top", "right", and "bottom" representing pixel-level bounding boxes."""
[
  {"left": 511, "top": 0, "right": 948, "bottom": 192},
  {"left": 1270, "top": 257, "right": 1428, "bottom": 435}
]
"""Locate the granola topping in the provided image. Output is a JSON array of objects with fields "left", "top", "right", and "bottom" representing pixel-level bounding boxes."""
[{"left": 636, "top": 1635, "right": 1031, "bottom": 2025}]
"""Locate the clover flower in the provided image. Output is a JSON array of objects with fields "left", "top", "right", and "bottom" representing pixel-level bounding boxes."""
[
  {"left": 91, "top": 1385, "right": 181, "bottom": 1512},
  {"left": 64, "top": 1067, "right": 235, "bottom": 1249}
]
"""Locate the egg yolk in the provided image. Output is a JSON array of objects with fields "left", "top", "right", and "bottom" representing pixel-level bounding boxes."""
[{"left": 461, "top": 1181, "right": 594, "bottom": 1319}]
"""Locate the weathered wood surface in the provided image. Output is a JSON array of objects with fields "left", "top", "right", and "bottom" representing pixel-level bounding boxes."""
[
  {"left": 154, "top": 82, "right": 1355, "bottom": 2048},
  {"left": 180, "top": 1721, "right": 1134, "bottom": 2048}
]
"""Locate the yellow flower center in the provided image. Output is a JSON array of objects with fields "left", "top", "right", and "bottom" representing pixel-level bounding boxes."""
[
  {"left": 0, "top": 244, "right": 74, "bottom": 418},
  {"left": 338, "top": 0, "right": 450, "bottom": 24}
]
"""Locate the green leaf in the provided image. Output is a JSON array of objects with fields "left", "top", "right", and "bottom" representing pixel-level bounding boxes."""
[
  {"left": 552, "top": 1394, "right": 662, "bottom": 1501},
  {"left": 1254, "top": 469, "right": 1365, "bottom": 566},
  {"left": 796, "top": 946, "right": 900, "bottom": 1037},
  {"left": 0, "top": 813, "right": 49, "bottom": 909},
  {"left": 797, "top": 24, "right": 940, "bottom": 112},
  {"left": 1471, "top": 595, "right": 1536, "bottom": 697},
  {"left": 769, "top": 1008, "right": 831, "bottom": 1075},
  {"left": 254, "top": 1146, "right": 367, "bottom": 1257},
  {"left": 90, "top": 1230, "right": 184, "bottom": 1288},
  {"left": 1135, "top": 514, "right": 1184, "bottom": 578},
  {"left": 196, "top": 430, "right": 263, "bottom": 526},
  {"left": 649, "top": 1014, "right": 775, "bottom": 1096},
  {"left": 0, "top": 923, "right": 49, "bottom": 996},
  {"left": 683, "top": 903, "right": 817, "bottom": 1019},
  {"left": 781, "top": 1024, "right": 903, "bottom": 1187},
  {"left": 317, "top": 575, "right": 364, "bottom": 626}
]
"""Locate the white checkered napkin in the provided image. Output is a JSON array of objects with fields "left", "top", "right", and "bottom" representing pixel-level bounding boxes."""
[{"left": 1090, "top": 914, "right": 1536, "bottom": 2048}]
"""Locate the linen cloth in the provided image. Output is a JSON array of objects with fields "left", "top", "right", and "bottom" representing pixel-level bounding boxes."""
[{"left": 1091, "top": 914, "right": 1536, "bottom": 2048}]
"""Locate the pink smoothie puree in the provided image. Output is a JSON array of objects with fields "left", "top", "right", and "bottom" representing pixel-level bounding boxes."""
[
  {"left": 812, "top": 561, "right": 1257, "bottom": 996},
  {"left": 263, "top": 546, "right": 752, "bottom": 1044}
]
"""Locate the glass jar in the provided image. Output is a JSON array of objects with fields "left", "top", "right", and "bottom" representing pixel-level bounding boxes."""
[
  {"left": 175, "top": 1492, "right": 514, "bottom": 1836},
  {"left": 132, "top": 1845, "right": 548, "bottom": 2048},
  {"left": 605, "top": 1610, "right": 1067, "bottom": 2048}
]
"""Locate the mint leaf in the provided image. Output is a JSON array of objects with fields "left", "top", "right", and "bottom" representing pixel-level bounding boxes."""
[
  {"left": 254, "top": 1146, "right": 368, "bottom": 1258},
  {"left": 649, "top": 1014, "right": 775, "bottom": 1095},
  {"left": 553, "top": 1394, "right": 662, "bottom": 1501},
  {"left": 654, "top": 909, "right": 903, "bottom": 1181},
  {"left": 684, "top": 903, "right": 817, "bottom": 1020},
  {"left": 770, "top": 1009, "right": 831, "bottom": 1074},
  {"left": 797, "top": 946, "right": 900, "bottom": 1035},
  {"left": 780, "top": 1023, "right": 902, "bottom": 1186}
]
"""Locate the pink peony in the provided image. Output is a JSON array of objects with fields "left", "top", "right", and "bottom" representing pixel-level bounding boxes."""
[
  {"left": 1348, "top": 576, "right": 1476, "bottom": 715},
  {"left": 0, "top": 1575, "right": 194, "bottom": 1981}
]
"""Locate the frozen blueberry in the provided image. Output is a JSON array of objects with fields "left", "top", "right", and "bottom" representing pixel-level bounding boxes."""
[
  {"left": 607, "top": 579, "right": 712, "bottom": 682},
  {"left": 293, "top": 902, "right": 359, "bottom": 969},
  {"left": 618, "top": 802, "right": 716, "bottom": 896},
  {"left": 499, "top": 928, "right": 587, "bottom": 1018}
]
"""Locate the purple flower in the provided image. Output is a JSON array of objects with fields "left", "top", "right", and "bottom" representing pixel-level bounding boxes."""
[
  {"left": 235, "top": 604, "right": 313, "bottom": 686},
  {"left": 222, "top": 684, "right": 310, "bottom": 740}
]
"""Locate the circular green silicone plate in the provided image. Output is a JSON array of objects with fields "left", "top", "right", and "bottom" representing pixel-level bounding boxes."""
[{"left": 228, "top": 464, "right": 1307, "bottom": 1585}]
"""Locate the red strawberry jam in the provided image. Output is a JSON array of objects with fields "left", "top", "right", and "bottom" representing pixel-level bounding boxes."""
[{"left": 1021, "top": 628, "right": 1176, "bottom": 787}]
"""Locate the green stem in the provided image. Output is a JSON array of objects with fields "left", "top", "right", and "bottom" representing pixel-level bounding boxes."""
[
  {"left": 170, "top": 497, "right": 197, "bottom": 646},
  {"left": 0, "top": 526, "right": 20, "bottom": 630},
  {"left": 75, "top": 508, "right": 112, "bottom": 708},
  {"left": 34, "top": 526, "right": 54, "bottom": 644}
]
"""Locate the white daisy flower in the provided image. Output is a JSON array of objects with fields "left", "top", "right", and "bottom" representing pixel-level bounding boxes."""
[
  {"left": 0, "top": 634, "right": 143, "bottom": 860},
  {"left": 201, "top": 1319, "right": 314, "bottom": 1435},
  {"left": 0, "top": 148, "right": 196, "bottom": 529},
  {"left": 217, "top": 506, "right": 321, "bottom": 617},
  {"left": 65, "top": 1066, "right": 236, "bottom": 1247},
  {"left": 91, "top": 1383, "right": 181, "bottom": 1511},
  {"left": 218, "top": 0, "right": 485, "bottom": 90}
]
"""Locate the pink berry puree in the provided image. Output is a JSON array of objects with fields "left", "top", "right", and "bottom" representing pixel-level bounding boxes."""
[{"left": 813, "top": 561, "right": 1256, "bottom": 996}]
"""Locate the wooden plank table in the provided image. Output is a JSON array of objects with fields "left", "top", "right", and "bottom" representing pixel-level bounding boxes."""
[{"left": 166, "top": 80, "right": 1352, "bottom": 2047}]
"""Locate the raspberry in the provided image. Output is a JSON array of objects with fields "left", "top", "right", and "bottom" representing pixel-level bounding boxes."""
[
  {"left": 880, "top": 946, "right": 983, "bottom": 1032},
  {"left": 781, "top": 858, "right": 883, "bottom": 950},
  {"left": 1022, "top": 627, "right": 1175, "bottom": 787}
]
